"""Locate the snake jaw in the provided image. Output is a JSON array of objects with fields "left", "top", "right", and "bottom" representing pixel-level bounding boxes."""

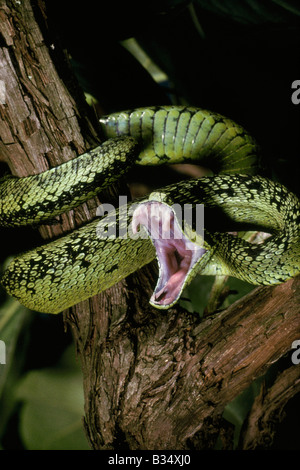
[{"left": 132, "top": 201, "right": 206, "bottom": 309}]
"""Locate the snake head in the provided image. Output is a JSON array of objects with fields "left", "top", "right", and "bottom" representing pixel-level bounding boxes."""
[{"left": 132, "top": 199, "right": 208, "bottom": 309}]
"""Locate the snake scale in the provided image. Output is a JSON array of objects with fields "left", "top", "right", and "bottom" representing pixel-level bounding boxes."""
[{"left": 1, "top": 106, "right": 299, "bottom": 314}]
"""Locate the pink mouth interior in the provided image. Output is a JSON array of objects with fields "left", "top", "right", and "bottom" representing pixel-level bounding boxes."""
[{"left": 132, "top": 202, "right": 206, "bottom": 307}]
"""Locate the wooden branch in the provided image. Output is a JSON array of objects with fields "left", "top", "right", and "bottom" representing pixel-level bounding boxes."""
[
  {"left": 0, "top": 0, "right": 158, "bottom": 446},
  {"left": 239, "top": 364, "right": 300, "bottom": 449},
  {"left": 77, "top": 277, "right": 300, "bottom": 450},
  {"left": 1, "top": 0, "right": 299, "bottom": 450}
]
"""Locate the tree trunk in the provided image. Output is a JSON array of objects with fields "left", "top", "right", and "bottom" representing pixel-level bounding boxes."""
[
  {"left": 0, "top": 0, "right": 299, "bottom": 450},
  {"left": 240, "top": 364, "right": 300, "bottom": 449}
]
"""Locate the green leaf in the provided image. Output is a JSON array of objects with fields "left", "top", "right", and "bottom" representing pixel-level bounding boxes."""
[
  {"left": 180, "top": 275, "right": 254, "bottom": 316},
  {"left": 223, "top": 378, "right": 264, "bottom": 448},
  {"left": 194, "top": 0, "right": 300, "bottom": 24},
  {"left": 16, "top": 346, "right": 90, "bottom": 450},
  {"left": 0, "top": 298, "right": 33, "bottom": 443},
  {"left": 179, "top": 275, "right": 215, "bottom": 315}
]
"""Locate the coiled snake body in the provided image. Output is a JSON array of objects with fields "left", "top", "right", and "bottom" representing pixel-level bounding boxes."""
[{"left": 1, "top": 106, "right": 299, "bottom": 313}]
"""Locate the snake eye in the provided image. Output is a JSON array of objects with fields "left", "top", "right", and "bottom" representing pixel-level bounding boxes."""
[{"left": 132, "top": 201, "right": 206, "bottom": 308}]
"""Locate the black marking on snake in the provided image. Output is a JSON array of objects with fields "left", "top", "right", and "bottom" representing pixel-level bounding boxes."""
[
  {"left": 106, "top": 264, "right": 119, "bottom": 274},
  {"left": 80, "top": 258, "right": 92, "bottom": 269},
  {"left": 181, "top": 110, "right": 193, "bottom": 148},
  {"left": 221, "top": 187, "right": 235, "bottom": 198},
  {"left": 243, "top": 178, "right": 261, "bottom": 190},
  {"left": 162, "top": 109, "right": 168, "bottom": 154}
]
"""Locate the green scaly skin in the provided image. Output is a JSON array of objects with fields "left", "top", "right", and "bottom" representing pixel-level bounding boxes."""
[
  {"left": 1, "top": 106, "right": 299, "bottom": 314},
  {"left": 0, "top": 137, "right": 138, "bottom": 226}
]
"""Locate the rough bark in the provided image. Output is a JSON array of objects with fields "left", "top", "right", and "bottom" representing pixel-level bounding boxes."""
[
  {"left": 239, "top": 364, "right": 300, "bottom": 449},
  {"left": 0, "top": 0, "right": 299, "bottom": 450},
  {"left": 78, "top": 276, "right": 299, "bottom": 450}
]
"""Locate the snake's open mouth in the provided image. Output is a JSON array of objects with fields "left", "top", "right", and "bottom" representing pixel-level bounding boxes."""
[{"left": 132, "top": 202, "right": 206, "bottom": 308}]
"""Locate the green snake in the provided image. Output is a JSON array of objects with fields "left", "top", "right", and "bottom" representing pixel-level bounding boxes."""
[{"left": 1, "top": 106, "right": 299, "bottom": 314}]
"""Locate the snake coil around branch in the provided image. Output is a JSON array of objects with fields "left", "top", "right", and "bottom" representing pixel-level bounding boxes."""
[{"left": 1, "top": 106, "right": 299, "bottom": 313}]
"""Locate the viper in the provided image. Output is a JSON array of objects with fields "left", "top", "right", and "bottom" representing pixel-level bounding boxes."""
[{"left": 1, "top": 106, "right": 299, "bottom": 313}]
